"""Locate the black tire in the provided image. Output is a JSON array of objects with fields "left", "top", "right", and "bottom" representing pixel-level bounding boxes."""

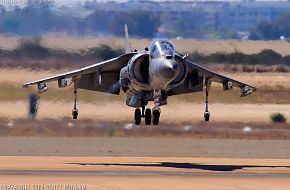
[
  {"left": 152, "top": 110, "right": 160, "bottom": 125},
  {"left": 204, "top": 112, "right": 210, "bottom": 122},
  {"left": 145, "top": 108, "right": 151, "bottom": 125},
  {"left": 72, "top": 109, "right": 78, "bottom": 120},
  {"left": 134, "top": 108, "right": 141, "bottom": 125}
]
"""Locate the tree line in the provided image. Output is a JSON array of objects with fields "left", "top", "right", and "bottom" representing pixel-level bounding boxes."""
[
  {"left": 249, "top": 14, "right": 290, "bottom": 40},
  {"left": 1, "top": 3, "right": 290, "bottom": 40},
  {"left": 0, "top": 38, "right": 289, "bottom": 70}
]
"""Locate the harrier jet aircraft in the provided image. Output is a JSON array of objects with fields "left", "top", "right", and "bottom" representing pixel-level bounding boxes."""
[{"left": 23, "top": 25, "right": 256, "bottom": 125}]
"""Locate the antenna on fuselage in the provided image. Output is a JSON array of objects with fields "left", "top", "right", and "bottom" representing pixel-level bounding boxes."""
[{"left": 125, "top": 24, "right": 132, "bottom": 53}]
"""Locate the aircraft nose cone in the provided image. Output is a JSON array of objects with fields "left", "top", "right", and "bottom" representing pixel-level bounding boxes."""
[{"left": 159, "top": 60, "right": 179, "bottom": 79}]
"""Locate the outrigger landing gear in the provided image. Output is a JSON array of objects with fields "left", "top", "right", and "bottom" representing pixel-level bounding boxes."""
[
  {"left": 204, "top": 79, "right": 211, "bottom": 122},
  {"left": 152, "top": 90, "right": 161, "bottom": 125},
  {"left": 72, "top": 80, "right": 78, "bottom": 120}
]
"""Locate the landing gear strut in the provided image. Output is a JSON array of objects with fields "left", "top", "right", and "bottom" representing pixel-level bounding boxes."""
[
  {"left": 204, "top": 79, "right": 211, "bottom": 122},
  {"left": 152, "top": 90, "right": 161, "bottom": 125},
  {"left": 72, "top": 80, "right": 78, "bottom": 119}
]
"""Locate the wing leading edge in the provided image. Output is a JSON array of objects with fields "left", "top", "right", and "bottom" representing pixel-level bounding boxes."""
[
  {"left": 22, "top": 53, "right": 136, "bottom": 93},
  {"left": 22, "top": 58, "right": 116, "bottom": 88}
]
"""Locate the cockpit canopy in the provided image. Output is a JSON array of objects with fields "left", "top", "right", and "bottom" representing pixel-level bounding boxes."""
[{"left": 150, "top": 39, "right": 175, "bottom": 59}]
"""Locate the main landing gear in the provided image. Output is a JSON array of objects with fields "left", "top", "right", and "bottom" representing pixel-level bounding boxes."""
[
  {"left": 134, "top": 90, "right": 161, "bottom": 125},
  {"left": 152, "top": 90, "right": 161, "bottom": 125},
  {"left": 134, "top": 108, "right": 141, "bottom": 125},
  {"left": 134, "top": 107, "right": 160, "bottom": 125}
]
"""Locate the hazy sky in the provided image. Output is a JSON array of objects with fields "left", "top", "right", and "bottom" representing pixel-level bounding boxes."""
[
  {"left": 0, "top": 0, "right": 287, "bottom": 7},
  {"left": 54, "top": 0, "right": 288, "bottom": 3}
]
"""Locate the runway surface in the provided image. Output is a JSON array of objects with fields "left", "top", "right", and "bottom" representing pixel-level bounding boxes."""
[
  {"left": 0, "top": 137, "right": 290, "bottom": 158},
  {"left": 0, "top": 157, "right": 289, "bottom": 190}
]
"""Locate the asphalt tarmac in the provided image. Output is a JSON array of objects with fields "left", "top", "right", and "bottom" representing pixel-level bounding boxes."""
[
  {"left": 0, "top": 137, "right": 290, "bottom": 158},
  {"left": 0, "top": 137, "right": 289, "bottom": 190},
  {"left": 0, "top": 157, "right": 289, "bottom": 190}
]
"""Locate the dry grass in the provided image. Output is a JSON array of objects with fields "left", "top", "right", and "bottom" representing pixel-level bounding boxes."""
[
  {"left": 0, "top": 69, "right": 289, "bottom": 125},
  {"left": 1, "top": 100, "right": 289, "bottom": 124},
  {"left": 0, "top": 118, "right": 290, "bottom": 139},
  {"left": 3, "top": 68, "right": 287, "bottom": 89},
  {"left": 1, "top": 69, "right": 290, "bottom": 104},
  {"left": 208, "top": 64, "right": 290, "bottom": 73},
  {"left": 0, "top": 35, "right": 21, "bottom": 50},
  {"left": 1, "top": 34, "right": 290, "bottom": 55}
]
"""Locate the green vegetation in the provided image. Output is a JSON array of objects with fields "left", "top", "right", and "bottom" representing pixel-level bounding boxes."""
[
  {"left": 0, "top": 38, "right": 124, "bottom": 68},
  {"left": 5, "top": 38, "right": 123, "bottom": 60},
  {"left": 188, "top": 49, "right": 288, "bottom": 66},
  {"left": 11, "top": 38, "right": 50, "bottom": 59},
  {"left": 2, "top": 3, "right": 290, "bottom": 39},
  {"left": 86, "top": 45, "right": 123, "bottom": 60},
  {"left": 0, "top": 4, "right": 161, "bottom": 38},
  {"left": 270, "top": 113, "right": 287, "bottom": 123},
  {"left": 250, "top": 14, "right": 290, "bottom": 40},
  {"left": 110, "top": 11, "right": 160, "bottom": 38}
]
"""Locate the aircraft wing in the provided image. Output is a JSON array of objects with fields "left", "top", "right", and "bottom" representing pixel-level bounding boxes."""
[
  {"left": 187, "top": 60, "right": 256, "bottom": 96},
  {"left": 22, "top": 53, "right": 136, "bottom": 94},
  {"left": 168, "top": 59, "right": 256, "bottom": 97}
]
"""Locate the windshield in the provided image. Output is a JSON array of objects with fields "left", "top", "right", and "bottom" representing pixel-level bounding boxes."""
[{"left": 150, "top": 40, "right": 175, "bottom": 58}]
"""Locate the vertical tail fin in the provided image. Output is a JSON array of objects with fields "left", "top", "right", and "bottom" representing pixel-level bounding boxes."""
[{"left": 125, "top": 24, "right": 132, "bottom": 53}]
